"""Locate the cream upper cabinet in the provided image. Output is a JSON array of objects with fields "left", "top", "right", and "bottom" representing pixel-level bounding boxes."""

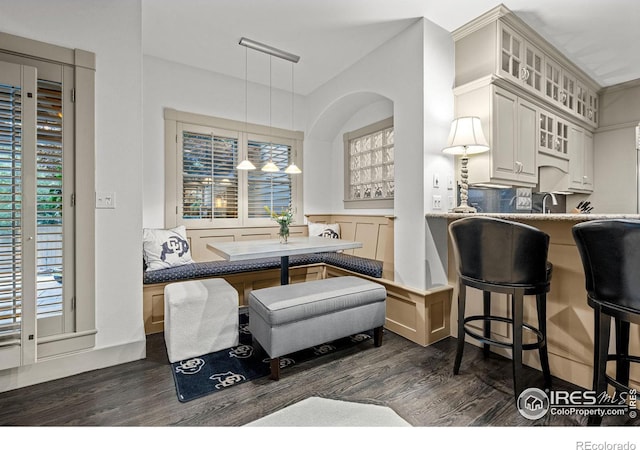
[
  {"left": 498, "top": 23, "right": 544, "bottom": 96},
  {"left": 568, "top": 126, "right": 594, "bottom": 192},
  {"left": 457, "top": 83, "right": 538, "bottom": 187},
  {"left": 453, "top": 5, "right": 600, "bottom": 193},
  {"left": 453, "top": 6, "right": 600, "bottom": 128}
]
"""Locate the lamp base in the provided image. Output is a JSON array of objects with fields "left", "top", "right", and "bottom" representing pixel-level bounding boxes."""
[{"left": 451, "top": 204, "right": 478, "bottom": 213}]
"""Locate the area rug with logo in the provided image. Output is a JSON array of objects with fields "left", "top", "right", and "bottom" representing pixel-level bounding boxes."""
[{"left": 170, "top": 309, "right": 374, "bottom": 402}]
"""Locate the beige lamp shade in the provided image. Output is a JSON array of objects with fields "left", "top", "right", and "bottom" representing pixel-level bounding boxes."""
[
  {"left": 442, "top": 116, "right": 489, "bottom": 213},
  {"left": 442, "top": 116, "right": 489, "bottom": 155}
]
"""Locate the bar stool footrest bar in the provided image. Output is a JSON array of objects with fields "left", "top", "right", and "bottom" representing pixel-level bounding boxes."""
[{"left": 463, "top": 314, "right": 546, "bottom": 351}]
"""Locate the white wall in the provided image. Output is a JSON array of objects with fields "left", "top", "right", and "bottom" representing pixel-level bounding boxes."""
[
  {"left": 306, "top": 19, "right": 454, "bottom": 290},
  {"left": 591, "top": 80, "right": 640, "bottom": 214},
  {"left": 143, "top": 55, "right": 307, "bottom": 228},
  {"left": 0, "top": 0, "right": 145, "bottom": 389}
]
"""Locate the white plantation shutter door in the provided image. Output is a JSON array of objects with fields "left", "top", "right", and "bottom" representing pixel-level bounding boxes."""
[
  {"left": 36, "top": 79, "right": 66, "bottom": 327},
  {"left": 0, "top": 61, "right": 37, "bottom": 370},
  {"left": 180, "top": 125, "right": 239, "bottom": 226},
  {"left": 247, "top": 139, "right": 292, "bottom": 218}
]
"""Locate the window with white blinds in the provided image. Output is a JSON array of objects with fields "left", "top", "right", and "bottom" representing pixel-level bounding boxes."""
[
  {"left": 247, "top": 140, "right": 291, "bottom": 218},
  {"left": 0, "top": 81, "right": 23, "bottom": 347},
  {"left": 182, "top": 131, "right": 239, "bottom": 221},
  {"left": 168, "top": 110, "right": 303, "bottom": 228}
]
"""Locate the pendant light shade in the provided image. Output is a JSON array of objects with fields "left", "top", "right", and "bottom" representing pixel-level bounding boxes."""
[
  {"left": 236, "top": 159, "right": 256, "bottom": 170},
  {"left": 284, "top": 163, "right": 302, "bottom": 174},
  {"left": 261, "top": 160, "right": 280, "bottom": 172}
]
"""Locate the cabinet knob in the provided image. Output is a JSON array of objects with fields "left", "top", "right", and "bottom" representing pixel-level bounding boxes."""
[
  {"left": 561, "top": 91, "right": 567, "bottom": 103},
  {"left": 587, "top": 109, "right": 594, "bottom": 119},
  {"left": 515, "top": 161, "right": 523, "bottom": 173},
  {"left": 520, "top": 68, "right": 530, "bottom": 81}
]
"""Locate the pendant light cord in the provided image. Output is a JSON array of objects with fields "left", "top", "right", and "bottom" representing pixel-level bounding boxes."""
[
  {"left": 269, "top": 55, "right": 274, "bottom": 211},
  {"left": 245, "top": 46, "right": 248, "bottom": 133}
]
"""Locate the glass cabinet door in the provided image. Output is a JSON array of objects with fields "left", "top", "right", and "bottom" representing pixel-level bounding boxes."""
[
  {"left": 545, "top": 58, "right": 562, "bottom": 104},
  {"left": 523, "top": 44, "right": 544, "bottom": 93},
  {"left": 561, "top": 72, "right": 575, "bottom": 112},
  {"left": 499, "top": 24, "right": 524, "bottom": 82},
  {"left": 555, "top": 117, "right": 569, "bottom": 158},
  {"left": 539, "top": 112, "right": 555, "bottom": 154}
]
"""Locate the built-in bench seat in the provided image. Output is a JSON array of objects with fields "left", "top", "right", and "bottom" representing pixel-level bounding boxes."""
[
  {"left": 143, "top": 214, "right": 453, "bottom": 349},
  {"left": 143, "top": 252, "right": 383, "bottom": 285}
]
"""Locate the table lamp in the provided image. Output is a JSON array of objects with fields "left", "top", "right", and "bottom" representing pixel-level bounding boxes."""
[{"left": 442, "top": 117, "right": 490, "bottom": 213}]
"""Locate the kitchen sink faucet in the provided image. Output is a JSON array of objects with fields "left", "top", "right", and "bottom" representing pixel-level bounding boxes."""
[{"left": 542, "top": 192, "right": 558, "bottom": 214}]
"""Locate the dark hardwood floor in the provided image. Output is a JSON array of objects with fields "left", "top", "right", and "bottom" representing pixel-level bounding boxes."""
[{"left": 0, "top": 329, "right": 637, "bottom": 428}]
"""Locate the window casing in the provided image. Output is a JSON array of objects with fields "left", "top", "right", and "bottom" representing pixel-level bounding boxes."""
[
  {"left": 0, "top": 32, "right": 96, "bottom": 370},
  {"left": 165, "top": 109, "right": 303, "bottom": 229},
  {"left": 343, "top": 117, "right": 394, "bottom": 209}
]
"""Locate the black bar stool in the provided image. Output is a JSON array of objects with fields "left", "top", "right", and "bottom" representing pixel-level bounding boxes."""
[
  {"left": 449, "top": 216, "right": 553, "bottom": 400},
  {"left": 572, "top": 219, "right": 640, "bottom": 426}
]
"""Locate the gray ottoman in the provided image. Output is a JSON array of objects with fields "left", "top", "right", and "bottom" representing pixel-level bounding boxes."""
[{"left": 248, "top": 276, "right": 386, "bottom": 380}]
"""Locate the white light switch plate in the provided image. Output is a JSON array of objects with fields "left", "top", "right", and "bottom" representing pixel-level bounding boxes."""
[{"left": 96, "top": 191, "right": 116, "bottom": 209}]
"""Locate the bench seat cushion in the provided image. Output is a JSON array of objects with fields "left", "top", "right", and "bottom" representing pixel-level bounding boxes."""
[
  {"left": 143, "top": 253, "right": 325, "bottom": 284},
  {"left": 248, "top": 276, "right": 387, "bottom": 326},
  {"left": 143, "top": 252, "right": 383, "bottom": 284},
  {"left": 319, "top": 252, "right": 383, "bottom": 278}
]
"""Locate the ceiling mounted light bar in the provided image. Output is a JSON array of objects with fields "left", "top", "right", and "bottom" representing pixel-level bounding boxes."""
[{"left": 239, "top": 37, "right": 300, "bottom": 63}]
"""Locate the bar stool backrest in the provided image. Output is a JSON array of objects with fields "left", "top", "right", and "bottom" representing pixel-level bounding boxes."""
[
  {"left": 572, "top": 219, "right": 640, "bottom": 310},
  {"left": 449, "top": 216, "right": 549, "bottom": 288}
]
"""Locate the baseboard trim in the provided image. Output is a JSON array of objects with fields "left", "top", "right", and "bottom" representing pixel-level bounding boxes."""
[{"left": 0, "top": 338, "right": 146, "bottom": 393}]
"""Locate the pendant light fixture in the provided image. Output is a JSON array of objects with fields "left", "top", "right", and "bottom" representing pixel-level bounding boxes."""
[
  {"left": 238, "top": 37, "right": 300, "bottom": 174},
  {"left": 236, "top": 45, "right": 256, "bottom": 170},
  {"left": 285, "top": 61, "right": 302, "bottom": 174}
]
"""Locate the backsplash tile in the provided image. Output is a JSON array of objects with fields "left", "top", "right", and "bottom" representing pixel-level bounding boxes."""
[{"left": 466, "top": 187, "right": 567, "bottom": 214}]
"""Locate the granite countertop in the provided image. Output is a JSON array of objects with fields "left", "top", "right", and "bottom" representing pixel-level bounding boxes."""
[{"left": 425, "top": 212, "right": 640, "bottom": 222}]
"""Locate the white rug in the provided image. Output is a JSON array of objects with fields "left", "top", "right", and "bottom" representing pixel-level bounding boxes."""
[{"left": 244, "top": 397, "right": 411, "bottom": 427}]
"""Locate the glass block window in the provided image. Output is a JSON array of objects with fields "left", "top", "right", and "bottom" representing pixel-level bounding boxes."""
[{"left": 343, "top": 117, "right": 394, "bottom": 209}]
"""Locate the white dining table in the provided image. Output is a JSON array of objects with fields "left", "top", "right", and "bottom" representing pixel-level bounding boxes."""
[{"left": 207, "top": 236, "right": 362, "bottom": 285}]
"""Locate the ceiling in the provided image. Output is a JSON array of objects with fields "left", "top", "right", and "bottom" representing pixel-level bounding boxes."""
[{"left": 142, "top": 0, "right": 640, "bottom": 95}]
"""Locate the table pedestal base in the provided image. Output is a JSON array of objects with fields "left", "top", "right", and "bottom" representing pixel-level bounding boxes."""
[{"left": 280, "top": 256, "right": 289, "bottom": 285}]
